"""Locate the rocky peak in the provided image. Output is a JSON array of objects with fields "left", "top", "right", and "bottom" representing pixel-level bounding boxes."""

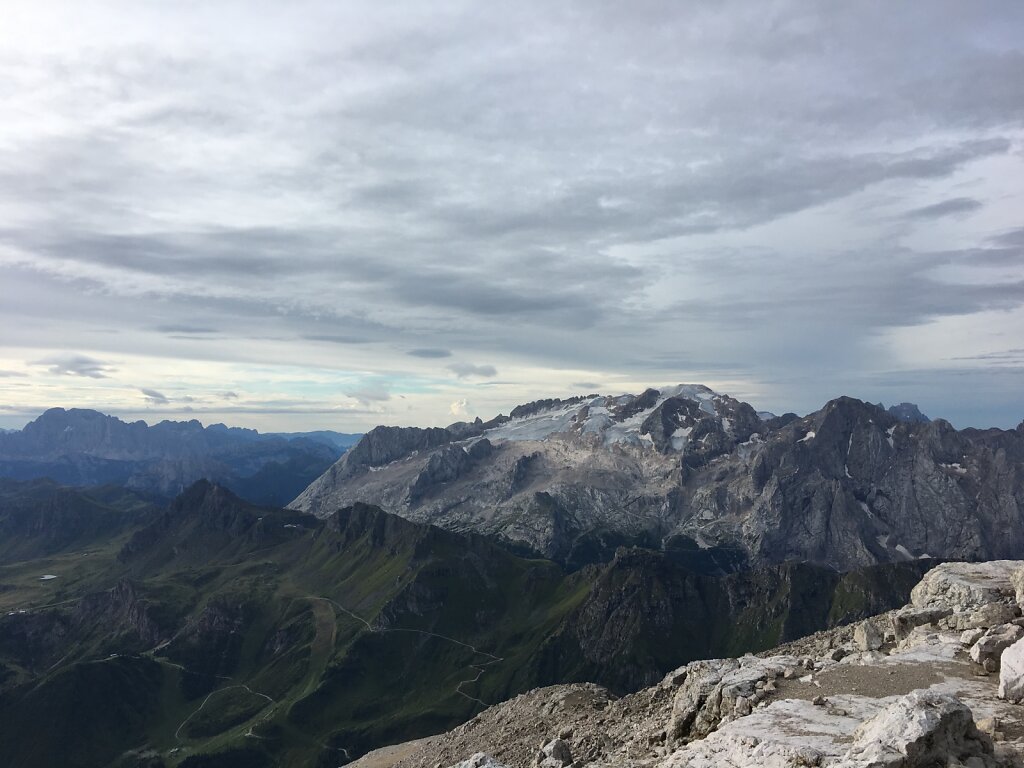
[
  {"left": 342, "top": 425, "right": 452, "bottom": 471},
  {"left": 169, "top": 479, "right": 260, "bottom": 531},
  {"left": 887, "top": 402, "right": 931, "bottom": 423},
  {"left": 333, "top": 500, "right": 434, "bottom": 551}
]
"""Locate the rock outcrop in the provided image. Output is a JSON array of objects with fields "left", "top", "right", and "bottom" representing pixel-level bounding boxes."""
[
  {"left": 1000, "top": 638, "right": 1024, "bottom": 702},
  {"left": 356, "top": 561, "right": 1024, "bottom": 768}
]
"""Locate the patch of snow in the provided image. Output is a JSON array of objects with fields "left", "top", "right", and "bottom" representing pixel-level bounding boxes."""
[
  {"left": 39, "top": 574, "right": 58, "bottom": 581},
  {"left": 886, "top": 425, "right": 896, "bottom": 448},
  {"left": 736, "top": 434, "right": 763, "bottom": 461},
  {"left": 895, "top": 544, "right": 915, "bottom": 560},
  {"left": 799, "top": 431, "right": 816, "bottom": 442},
  {"left": 484, "top": 401, "right": 586, "bottom": 442},
  {"left": 670, "top": 426, "right": 693, "bottom": 452}
]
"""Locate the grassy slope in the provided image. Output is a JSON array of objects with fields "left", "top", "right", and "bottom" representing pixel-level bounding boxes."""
[{"left": 0, "top": 488, "right": 596, "bottom": 767}]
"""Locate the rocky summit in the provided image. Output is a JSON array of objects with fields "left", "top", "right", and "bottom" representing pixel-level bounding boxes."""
[
  {"left": 351, "top": 561, "right": 1024, "bottom": 768},
  {"left": 291, "top": 385, "right": 1024, "bottom": 570}
]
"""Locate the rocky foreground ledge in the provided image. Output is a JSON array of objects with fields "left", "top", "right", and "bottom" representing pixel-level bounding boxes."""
[{"left": 352, "top": 561, "right": 1024, "bottom": 768}]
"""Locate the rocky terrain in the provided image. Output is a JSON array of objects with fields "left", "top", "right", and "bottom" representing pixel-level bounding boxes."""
[
  {"left": 351, "top": 561, "right": 1024, "bottom": 768},
  {"left": 0, "top": 408, "right": 356, "bottom": 505},
  {"left": 292, "top": 385, "right": 1024, "bottom": 570}
]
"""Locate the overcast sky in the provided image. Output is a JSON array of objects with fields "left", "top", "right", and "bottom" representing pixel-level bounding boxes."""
[{"left": 1, "top": 1, "right": 1023, "bottom": 432}]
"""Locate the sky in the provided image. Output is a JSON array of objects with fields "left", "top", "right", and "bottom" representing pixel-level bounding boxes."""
[{"left": 1, "top": 1, "right": 1023, "bottom": 432}]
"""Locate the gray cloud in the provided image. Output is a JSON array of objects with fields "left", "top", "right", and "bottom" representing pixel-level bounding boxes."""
[
  {"left": 993, "top": 227, "right": 1024, "bottom": 248},
  {"left": 304, "top": 334, "right": 373, "bottom": 345},
  {"left": 154, "top": 324, "right": 218, "bottom": 334},
  {"left": 346, "top": 386, "right": 392, "bottom": 403},
  {"left": 408, "top": 348, "right": 453, "bottom": 358},
  {"left": 140, "top": 387, "right": 169, "bottom": 405},
  {"left": 903, "top": 197, "right": 984, "bottom": 220},
  {"left": 33, "top": 354, "right": 114, "bottom": 379},
  {"left": 448, "top": 363, "right": 498, "bottom": 379}
]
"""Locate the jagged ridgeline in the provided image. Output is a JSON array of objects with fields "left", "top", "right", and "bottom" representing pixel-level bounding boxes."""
[
  {"left": 0, "top": 479, "right": 929, "bottom": 768},
  {"left": 0, "top": 408, "right": 361, "bottom": 506},
  {"left": 292, "top": 387, "right": 1024, "bottom": 571}
]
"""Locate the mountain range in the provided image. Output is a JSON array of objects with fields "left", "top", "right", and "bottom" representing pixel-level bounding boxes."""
[
  {"left": 0, "top": 408, "right": 361, "bottom": 506},
  {"left": 292, "top": 385, "right": 1024, "bottom": 571},
  {"left": 1, "top": 385, "right": 1023, "bottom": 766}
]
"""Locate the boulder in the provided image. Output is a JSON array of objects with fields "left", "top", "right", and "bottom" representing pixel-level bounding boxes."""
[
  {"left": 854, "top": 620, "right": 883, "bottom": 651},
  {"left": 955, "top": 602, "right": 1022, "bottom": 631},
  {"left": 960, "top": 628, "right": 986, "bottom": 646},
  {"left": 910, "top": 562, "right": 1022, "bottom": 613},
  {"left": 999, "top": 637, "right": 1024, "bottom": 701},
  {"left": 1013, "top": 566, "right": 1024, "bottom": 606},
  {"left": 450, "top": 754, "right": 510, "bottom": 768},
  {"left": 890, "top": 606, "right": 952, "bottom": 640},
  {"left": 836, "top": 691, "right": 996, "bottom": 767},
  {"left": 668, "top": 656, "right": 795, "bottom": 742},
  {"left": 536, "top": 738, "right": 573, "bottom": 768},
  {"left": 969, "top": 624, "right": 1024, "bottom": 669}
]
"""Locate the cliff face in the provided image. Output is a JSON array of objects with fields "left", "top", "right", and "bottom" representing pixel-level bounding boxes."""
[{"left": 292, "top": 388, "right": 1024, "bottom": 571}]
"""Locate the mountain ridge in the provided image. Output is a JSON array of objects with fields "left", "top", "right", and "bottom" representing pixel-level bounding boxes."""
[
  {"left": 290, "top": 386, "right": 1023, "bottom": 571},
  {"left": 0, "top": 479, "right": 930, "bottom": 767},
  {"left": 0, "top": 408, "right": 360, "bottom": 506}
]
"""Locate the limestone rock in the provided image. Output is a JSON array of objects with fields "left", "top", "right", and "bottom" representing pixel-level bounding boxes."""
[
  {"left": 854, "top": 620, "right": 883, "bottom": 651},
  {"left": 999, "top": 637, "right": 1024, "bottom": 701},
  {"left": 668, "top": 656, "right": 796, "bottom": 742},
  {"left": 891, "top": 606, "right": 952, "bottom": 640},
  {"left": 961, "top": 628, "right": 987, "bottom": 646},
  {"left": 449, "top": 754, "right": 509, "bottom": 768},
  {"left": 970, "top": 624, "right": 1024, "bottom": 669},
  {"left": 956, "top": 602, "right": 1022, "bottom": 631},
  {"left": 536, "top": 738, "right": 572, "bottom": 768},
  {"left": 910, "top": 562, "right": 1022, "bottom": 613},
  {"left": 836, "top": 691, "right": 996, "bottom": 768},
  {"left": 1013, "top": 566, "right": 1024, "bottom": 606}
]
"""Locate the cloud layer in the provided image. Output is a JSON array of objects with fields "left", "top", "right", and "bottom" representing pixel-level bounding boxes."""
[{"left": 1, "top": 1, "right": 1023, "bottom": 430}]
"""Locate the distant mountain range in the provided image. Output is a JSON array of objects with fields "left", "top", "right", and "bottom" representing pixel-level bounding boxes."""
[
  {"left": 292, "top": 385, "right": 1024, "bottom": 571},
  {"left": 0, "top": 408, "right": 361, "bottom": 506}
]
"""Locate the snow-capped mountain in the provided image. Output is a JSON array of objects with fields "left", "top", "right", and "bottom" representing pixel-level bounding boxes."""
[{"left": 290, "top": 386, "right": 1024, "bottom": 571}]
